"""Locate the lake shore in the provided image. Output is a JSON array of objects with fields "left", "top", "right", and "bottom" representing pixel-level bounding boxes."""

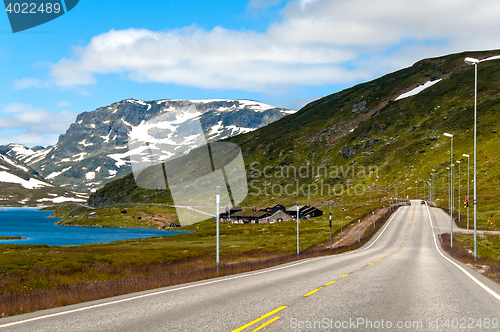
[{"left": 0, "top": 236, "right": 28, "bottom": 240}]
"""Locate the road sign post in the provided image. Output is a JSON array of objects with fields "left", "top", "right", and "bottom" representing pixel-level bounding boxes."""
[
  {"left": 329, "top": 211, "right": 332, "bottom": 251},
  {"left": 296, "top": 201, "right": 299, "bottom": 259},
  {"left": 358, "top": 218, "right": 360, "bottom": 243}
]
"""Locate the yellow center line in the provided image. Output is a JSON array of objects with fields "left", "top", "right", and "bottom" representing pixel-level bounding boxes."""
[
  {"left": 234, "top": 206, "right": 420, "bottom": 332},
  {"left": 304, "top": 287, "right": 323, "bottom": 297},
  {"left": 232, "top": 306, "right": 287, "bottom": 332},
  {"left": 251, "top": 317, "right": 281, "bottom": 332}
]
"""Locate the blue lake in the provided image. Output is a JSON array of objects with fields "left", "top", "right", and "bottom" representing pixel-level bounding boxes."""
[{"left": 0, "top": 207, "right": 189, "bottom": 246}]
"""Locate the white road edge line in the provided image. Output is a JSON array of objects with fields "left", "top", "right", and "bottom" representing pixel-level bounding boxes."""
[
  {"left": 0, "top": 257, "right": 321, "bottom": 328},
  {"left": 0, "top": 207, "right": 403, "bottom": 328},
  {"left": 425, "top": 204, "right": 500, "bottom": 302},
  {"left": 364, "top": 206, "right": 402, "bottom": 250}
]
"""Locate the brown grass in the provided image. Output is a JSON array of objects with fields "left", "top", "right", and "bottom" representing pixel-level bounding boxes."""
[
  {"left": 0, "top": 206, "right": 398, "bottom": 318},
  {"left": 440, "top": 233, "right": 500, "bottom": 283}
]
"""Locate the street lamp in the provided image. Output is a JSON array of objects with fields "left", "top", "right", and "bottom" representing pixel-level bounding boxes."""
[
  {"left": 457, "top": 160, "right": 461, "bottom": 227},
  {"left": 451, "top": 163, "right": 455, "bottom": 246},
  {"left": 463, "top": 154, "right": 470, "bottom": 234},
  {"left": 216, "top": 186, "right": 221, "bottom": 273},
  {"left": 432, "top": 169, "right": 436, "bottom": 205},
  {"left": 464, "top": 57, "right": 479, "bottom": 260},
  {"left": 447, "top": 167, "right": 450, "bottom": 218},
  {"left": 444, "top": 132, "right": 454, "bottom": 247},
  {"left": 296, "top": 201, "right": 300, "bottom": 259}
]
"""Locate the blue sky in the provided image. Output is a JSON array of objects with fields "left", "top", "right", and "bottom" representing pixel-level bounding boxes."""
[{"left": 1, "top": 0, "right": 500, "bottom": 146}]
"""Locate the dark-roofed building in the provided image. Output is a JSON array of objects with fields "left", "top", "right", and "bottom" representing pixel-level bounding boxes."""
[
  {"left": 230, "top": 211, "right": 271, "bottom": 224},
  {"left": 301, "top": 206, "right": 323, "bottom": 219},
  {"left": 260, "top": 210, "right": 294, "bottom": 224},
  {"left": 286, "top": 205, "right": 307, "bottom": 217},
  {"left": 259, "top": 203, "right": 286, "bottom": 215},
  {"left": 219, "top": 206, "right": 243, "bottom": 222},
  {"left": 286, "top": 205, "right": 323, "bottom": 219}
]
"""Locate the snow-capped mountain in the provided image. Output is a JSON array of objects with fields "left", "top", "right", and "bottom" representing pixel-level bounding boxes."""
[
  {"left": 3, "top": 99, "right": 295, "bottom": 192},
  {"left": 0, "top": 151, "right": 88, "bottom": 206}
]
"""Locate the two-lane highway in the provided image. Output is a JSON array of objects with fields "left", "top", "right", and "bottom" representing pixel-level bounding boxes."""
[{"left": 1, "top": 201, "right": 499, "bottom": 331}]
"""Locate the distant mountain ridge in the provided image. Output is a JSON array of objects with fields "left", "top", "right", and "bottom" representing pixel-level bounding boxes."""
[
  {"left": 0, "top": 151, "right": 87, "bottom": 206},
  {"left": 3, "top": 99, "right": 295, "bottom": 192}
]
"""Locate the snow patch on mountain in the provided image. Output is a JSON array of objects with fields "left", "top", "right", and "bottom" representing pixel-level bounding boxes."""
[
  {"left": 79, "top": 139, "right": 93, "bottom": 147},
  {"left": 101, "top": 131, "right": 112, "bottom": 143},
  {"left": 37, "top": 196, "right": 87, "bottom": 203},
  {"left": 46, "top": 166, "right": 72, "bottom": 180},
  {"left": 72, "top": 153, "right": 87, "bottom": 162},
  {"left": 395, "top": 79, "right": 442, "bottom": 101},
  {"left": 0, "top": 171, "right": 52, "bottom": 189},
  {"left": 0, "top": 154, "right": 29, "bottom": 172}
]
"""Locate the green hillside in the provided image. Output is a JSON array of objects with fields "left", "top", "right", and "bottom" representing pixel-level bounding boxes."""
[{"left": 87, "top": 50, "right": 500, "bottom": 229}]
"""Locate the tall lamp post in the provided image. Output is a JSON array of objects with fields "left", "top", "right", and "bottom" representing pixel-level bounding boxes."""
[
  {"left": 444, "top": 133, "right": 454, "bottom": 247},
  {"left": 296, "top": 201, "right": 300, "bottom": 259},
  {"left": 457, "top": 160, "right": 461, "bottom": 227},
  {"left": 432, "top": 169, "right": 436, "bottom": 205},
  {"left": 464, "top": 57, "right": 479, "bottom": 260},
  {"left": 463, "top": 154, "right": 470, "bottom": 234},
  {"left": 447, "top": 167, "right": 450, "bottom": 218},
  {"left": 216, "top": 186, "right": 221, "bottom": 273}
]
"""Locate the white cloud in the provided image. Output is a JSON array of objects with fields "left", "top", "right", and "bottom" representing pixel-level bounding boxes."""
[
  {"left": 248, "top": 0, "right": 285, "bottom": 9},
  {"left": 14, "top": 77, "right": 51, "bottom": 90},
  {"left": 49, "top": 0, "right": 500, "bottom": 92},
  {"left": 0, "top": 103, "right": 77, "bottom": 146},
  {"left": 56, "top": 101, "right": 71, "bottom": 107}
]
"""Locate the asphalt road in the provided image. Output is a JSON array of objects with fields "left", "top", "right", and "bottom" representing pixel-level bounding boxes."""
[{"left": 1, "top": 201, "right": 500, "bottom": 331}]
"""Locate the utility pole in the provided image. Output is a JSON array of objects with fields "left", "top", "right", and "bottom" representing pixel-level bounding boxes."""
[
  {"left": 457, "top": 160, "right": 461, "bottom": 227},
  {"left": 358, "top": 218, "right": 360, "bottom": 242},
  {"left": 463, "top": 154, "right": 470, "bottom": 234},
  {"left": 329, "top": 211, "right": 332, "bottom": 251},
  {"left": 216, "top": 186, "right": 220, "bottom": 273},
  {"left": 464, "top": 57, "right": 479, "bottom": 260},
  {"left": 296, "top": 201, "right": 300, "bottom": 259},
  {"left": 444, "top": 132, "right": 454, "bottom": 248}
]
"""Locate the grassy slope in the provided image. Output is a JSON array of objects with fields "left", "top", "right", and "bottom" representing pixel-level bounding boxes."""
[
  {"left": 441, "top": 233, "right": 500, "bottom": 283},
  {"left": 49, "top": 203, "right": 179, "bottom": 228},
  {"left": 84, "top": 50, "right": 500, "bottom": 230}
]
